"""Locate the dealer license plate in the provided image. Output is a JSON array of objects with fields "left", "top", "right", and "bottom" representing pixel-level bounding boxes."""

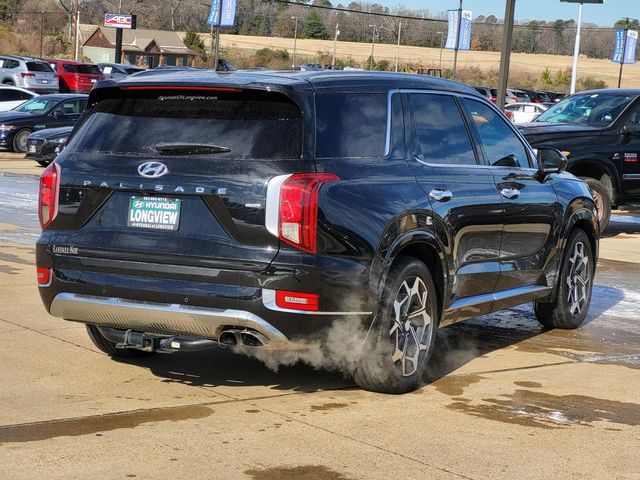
[{"left": 127, "top": 197, "right": 181, "bottom": 231}]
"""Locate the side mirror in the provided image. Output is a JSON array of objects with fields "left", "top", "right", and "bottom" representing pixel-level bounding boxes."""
[
  {"left": 52, "top": 110, "right": 62, "bottom": 118},
  {"left": 536, "top": 147, "right": 567, "bottom": 175}
]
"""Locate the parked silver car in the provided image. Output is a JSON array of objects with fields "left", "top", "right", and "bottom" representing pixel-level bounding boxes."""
[{"left": 0, "top": 55, "right": 58, "bottom": 94}]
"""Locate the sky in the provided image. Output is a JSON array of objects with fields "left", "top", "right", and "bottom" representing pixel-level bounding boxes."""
[{"left": 380, "top": 1, "right": 629, "bottom": 27}]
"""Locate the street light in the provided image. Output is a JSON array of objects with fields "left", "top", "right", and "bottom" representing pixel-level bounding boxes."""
[
  {"left": 369, "top": 24, "right": 377, "bottom": 70},
  {"left": 560, "top": 0, "right": 605, "bottom": 94},
  {"left": 291, "top": 16, "right": 298, "bottom": 70}
]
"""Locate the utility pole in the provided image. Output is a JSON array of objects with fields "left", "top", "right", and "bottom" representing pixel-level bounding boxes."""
[
  {"left": 74, "top": 9, "right": 80, "bottom": 60},
  {"left": 39, "top": 12, "right": 44, "bottom": 58},
  {"left": 497, "top": 0, "right": 516, "bottom": 109},
  {"left": 452, "top": 0, "right": 462, "bottom": 79},
  {"left": 291, "top": 16, "right": 298, "bottom": 69},
  {"left": 395, "top": 21, "right": 402, "bottom": 72},
  {"left": 331, "top": 23, "right": 339, "bottom": 68},
  {"left": 369, "top": 24, "right": 376, "bottom": 70},
  {"left": 438, "top": 31, "right": 444, "bottom": 70}
]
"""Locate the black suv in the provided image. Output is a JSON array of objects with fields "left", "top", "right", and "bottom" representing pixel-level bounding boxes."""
[
  {"left": 519, "top": 89, "right": 640, "bottom": 230},
  {"left": 36, "top": 71, "right": 598, "bottom": 393}
]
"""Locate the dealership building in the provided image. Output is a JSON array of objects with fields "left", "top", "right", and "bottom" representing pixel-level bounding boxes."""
[{"left": 82, "top": 27, "right": 196, "bottom": 68}]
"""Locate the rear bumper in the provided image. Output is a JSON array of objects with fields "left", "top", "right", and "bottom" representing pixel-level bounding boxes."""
[
  {"left": 50, "top": 293, "right": 310, "bottom": 350},
  {"left": 36, "top": 243, "right": 375, "bottom": 342}
]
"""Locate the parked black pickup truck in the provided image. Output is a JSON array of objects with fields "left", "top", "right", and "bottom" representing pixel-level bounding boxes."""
[{"left": 519, "top": 89, "right": 640, "bottom": 230}]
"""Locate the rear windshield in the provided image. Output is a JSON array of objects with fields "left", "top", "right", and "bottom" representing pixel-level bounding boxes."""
[
  {"left": 63, "top": 64, "right": 102, "bottom": 74},
  {"left": 67, "top": 91, "right": 303, "bottom": 159},
  {"left": 315, "top": 93, "right": 387, "bottom": 158},
  {"left": 125, "top": 67, "right": 143, "bottom": 74},
  {"left": 27, "top": 62, "right": 53, "bottom": 72}
]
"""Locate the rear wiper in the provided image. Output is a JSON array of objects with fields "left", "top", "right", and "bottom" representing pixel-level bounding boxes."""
[{"left": 152, "top": 142, "right": 231, "bottom": 155}]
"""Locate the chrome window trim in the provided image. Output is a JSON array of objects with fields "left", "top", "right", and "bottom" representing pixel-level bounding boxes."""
[{"left": 386, "top": 88, "right": 537, "bottom": 169}]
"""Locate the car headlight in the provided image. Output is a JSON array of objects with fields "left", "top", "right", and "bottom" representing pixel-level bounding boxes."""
[
  {"left": 561, "top": 151, "right": 571, "bottom": 157},
  {"left": 51, "top": 136, "right": 68, "bottom": 145},
  {"left": 0, "top": 124, "right": 16, "bottom": 132}
]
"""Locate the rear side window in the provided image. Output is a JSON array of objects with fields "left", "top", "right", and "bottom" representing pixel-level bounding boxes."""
[
  {"left": 63, "top": 64, "right": 102, "bottom": 74},
  {"left": 410, "top": 94, "right": 477, "bottom": 165},
  {"left": 27, "top": 62, "right": 53, "bottom": 72},
  {"left": 315, "top": 94, "right": 387, "bottom": 158},
  {"left": 68, "top": 91, "right": 303, "bottom": 159}
]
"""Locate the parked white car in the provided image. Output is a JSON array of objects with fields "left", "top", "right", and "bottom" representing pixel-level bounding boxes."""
[
  {"left": 0, "top": 86, "right": 37, "bottom": 111},
  {"left": 504, "top": 102, "right": 548, "bottom": 123}
]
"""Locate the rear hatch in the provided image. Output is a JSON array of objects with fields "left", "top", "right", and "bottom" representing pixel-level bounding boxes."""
[
  {"left": 65, "top": 64, "right": 104, "bottom": 89},
  {"left": 25, "top": 61, "right": 58, "bottom": 89},
  {"left": 51, "top": 86, "right": 312, "bottom": 272}
]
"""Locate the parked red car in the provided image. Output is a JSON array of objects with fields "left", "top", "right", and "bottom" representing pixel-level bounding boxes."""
[{"left": 45, "top": 59, "right": 104, "bottom": 93}]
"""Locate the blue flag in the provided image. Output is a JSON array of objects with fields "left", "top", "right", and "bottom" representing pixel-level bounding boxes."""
[
  {"left": 220, "top": 0, "right": 237, "bottom": 27},
  {"left": 206, "top": 0, "right": 220, "bottom": 26},
  {"left": 445, "top": 10, "right": 473, "bottom": 51},
  {"left": 612, "top": 29, "right": 638, "bottom": 64},
  {"left": 207, "top": 0, "right": 236, "bottom": 27}
]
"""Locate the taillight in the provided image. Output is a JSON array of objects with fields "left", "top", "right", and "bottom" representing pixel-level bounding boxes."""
[
  {"left": 21, "top": 72, "right": 35, "bottom": 78},
  {"left": 38, "top": 162, "right": 60, "bottom": 229},
  {"left": 267, "top": 173, "right": 339, "bottom": 254},
  {"left": 36, "top": 267, "right": 51, "bottom": 286},
  {"left": 275, "top": 290, "right": 319, "bottom": 311}
]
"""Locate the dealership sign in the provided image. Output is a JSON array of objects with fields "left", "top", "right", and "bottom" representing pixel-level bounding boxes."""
[
  {"left": 104, "top": 13, "right": 137, "bottom": 29},
  {"left": 207, "top": 0, "right": 237, "bottom": 27},
  {"left": 445, "top": 9, "right": 473, "bottom": 51}
]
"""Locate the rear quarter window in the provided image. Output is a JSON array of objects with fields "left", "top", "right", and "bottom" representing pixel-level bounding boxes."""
[{"left": 315, "top": 93, "right": 387, "bottom": 158}]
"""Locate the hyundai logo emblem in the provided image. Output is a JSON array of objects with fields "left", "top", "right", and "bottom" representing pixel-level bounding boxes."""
[{"left": 137, "top": 161, "right": 169, "bottom": 178}]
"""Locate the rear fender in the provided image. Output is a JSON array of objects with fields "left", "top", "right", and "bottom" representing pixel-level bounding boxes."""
[{"left": 370, "top": 216, "right": 448, "bottom": 320}]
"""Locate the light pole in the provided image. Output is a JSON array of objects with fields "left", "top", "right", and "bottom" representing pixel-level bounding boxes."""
[
  {"left": 332, "top": 23, "right": 340, "bottom": 68},
  {"left": 561, "top": 0, "right": 605, "bottom": 94},
  {"left": 452, "top": 0, "right": 463, "bottom": 79},
  {"left": 369, "top": 24, "right": 376, "bottom": 70},
  {"left": 291, "top": 16, "right": 298, "bottom": 70},
  {"left": 438, "top": 31, "right": 444, "bottom": 70}
]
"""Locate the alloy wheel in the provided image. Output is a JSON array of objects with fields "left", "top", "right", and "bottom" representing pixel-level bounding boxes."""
[
  {"left": 566, "top": 241, "right": 590, "bottom": 316},
  {"left": 390, "top": 276, "right": 432, "bottom": 377},
  {"left": 15, "top": 131, "right": 30, "bottom": 152}
]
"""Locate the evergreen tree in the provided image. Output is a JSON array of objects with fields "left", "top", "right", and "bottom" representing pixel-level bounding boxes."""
[{"left": 301, "top": 11, "right": 328, "bottom": 39}]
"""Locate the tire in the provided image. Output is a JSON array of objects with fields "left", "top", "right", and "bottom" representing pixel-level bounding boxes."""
[
  {"left": 534, "top": 229, "right": 594, "bottom": 329},
  {"left": 58, "top": 80, "right": 69, "bottom": 93},
  {"left": 581, "top": 177, "right": 611, "bottom": 232},
  {"left": 353, "top": 256, "right": 438, "bottom": 394},
  {"left": 12, "top": 129, "right": 31, "bottom": 153},
  {"left": 86, "top": 325, "right": 155, "bottom": 358},
  {"left": 36, "top": 160, "right": 50, "bottom": 167},
  {"left": 3, "top": 80, "right": 14, "bottom": 86}
]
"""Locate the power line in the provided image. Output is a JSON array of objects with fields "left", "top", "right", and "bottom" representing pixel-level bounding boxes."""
[{"left": 265, "top": 0, "right": 617, "bottom": 32}]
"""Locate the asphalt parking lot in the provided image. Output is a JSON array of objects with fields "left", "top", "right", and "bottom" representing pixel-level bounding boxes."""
[{"left": 1, "top": 153, "right": 639, "bottom": 480}]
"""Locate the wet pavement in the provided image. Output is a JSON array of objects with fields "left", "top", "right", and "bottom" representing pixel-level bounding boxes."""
[{"left": 0, "top": 171, "right": 639, "bottom": 479}]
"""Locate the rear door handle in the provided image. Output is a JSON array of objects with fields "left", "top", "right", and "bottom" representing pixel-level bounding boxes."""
[
  {"left": 429, "top": 189, "right": 453, "bottom": 202},
  {"left": 500, "top": 188, "right": 520, "bottom": 199}
]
